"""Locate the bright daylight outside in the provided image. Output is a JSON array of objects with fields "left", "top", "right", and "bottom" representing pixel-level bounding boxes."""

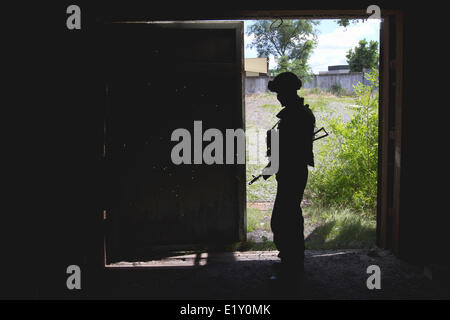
[{"left": 243, "top": 18, "right": 380, "bottom": 251}]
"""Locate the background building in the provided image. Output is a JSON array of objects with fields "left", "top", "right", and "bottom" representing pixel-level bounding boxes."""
[{"left": 244, "top": 57, "right": 270, "bottom": 94}]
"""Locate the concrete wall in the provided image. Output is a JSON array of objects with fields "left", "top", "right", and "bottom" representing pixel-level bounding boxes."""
[
  {"left": 245, "top": 72, "right": 374, "bottom": 95},
  {"left": 245, "top": 76, "right": 270, "bottom": 94},
  {"left": 302, "top": 72, "right": 368, "bottom": 94}
]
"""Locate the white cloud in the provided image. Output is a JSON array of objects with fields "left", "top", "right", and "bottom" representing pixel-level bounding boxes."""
[
  {"left": 244, "top": 32, "right": 255, "bottom": 46},
  {"left": 309, "top": 20, "right": 380, "bottom": 73}
]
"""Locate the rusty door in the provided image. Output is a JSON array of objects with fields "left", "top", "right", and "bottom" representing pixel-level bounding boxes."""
[{"left": 101, "top": 22, "right": 245, "bottom": 263}]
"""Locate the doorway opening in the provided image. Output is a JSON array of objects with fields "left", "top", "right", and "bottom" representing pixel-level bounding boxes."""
[{"left": 244, "top": 18, "right": 381, "bottom": 252}]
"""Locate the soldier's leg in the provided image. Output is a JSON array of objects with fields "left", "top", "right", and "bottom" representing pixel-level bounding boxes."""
[
  {"left": 276, "top": 168, "right": 308, "bottom": 268},
  {"left": 281, "top": 193, "right": 304, "bottom": 265},
  {"left": 271, "top": 181, "right": 303, "bottom": 262},
  {"left": 270, "top": 182, "right": 284, "bottom": 259}
]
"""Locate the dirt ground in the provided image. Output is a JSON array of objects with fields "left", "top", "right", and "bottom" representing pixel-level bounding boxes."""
[
  {"left": 105, "top": 248, "right": 450, "bottom": 300},
  {"left": 245, "top": 93, "right": 279, "bottom": 128}
]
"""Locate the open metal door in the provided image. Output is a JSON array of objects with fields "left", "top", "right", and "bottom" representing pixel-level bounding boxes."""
[{"left": 101, "top": 21, "right": 246, "bottom": 263}]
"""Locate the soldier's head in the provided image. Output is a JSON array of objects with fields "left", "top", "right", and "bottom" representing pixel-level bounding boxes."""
[{"left": 268, "top": 72, "right": 302, "bottom": 107}]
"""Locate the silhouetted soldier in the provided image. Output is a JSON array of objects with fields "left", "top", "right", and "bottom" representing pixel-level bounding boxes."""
[{"left": 265, "top": 72, "right": 315, "bottom": 282}]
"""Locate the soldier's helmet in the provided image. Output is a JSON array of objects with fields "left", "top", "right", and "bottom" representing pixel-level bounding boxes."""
[{"left": 268, "top": 72, "right": 302, "bottom": 93}]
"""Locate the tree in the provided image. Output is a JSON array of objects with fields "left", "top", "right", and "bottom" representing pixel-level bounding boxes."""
[
  {"left": 246, "top": 20, "right": 319, "bottom": 80},
  {"left": 337, "top": 18, "right": 352, "bottom": 28},
  {"left": 346, "top": 39, "right": 379, "bottom": 72},
  {"left": 336, "top": 18, "right": 365, "bottom": 28}
]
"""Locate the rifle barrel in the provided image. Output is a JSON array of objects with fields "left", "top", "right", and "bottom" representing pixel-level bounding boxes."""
[{"left": 248, "top": 174, "right": 262, "bottom": 185}]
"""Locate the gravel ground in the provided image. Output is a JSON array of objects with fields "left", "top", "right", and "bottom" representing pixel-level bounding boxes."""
[
  {"left": 319, "top": 101, "right": 354, "bottom": 123},
  {"left": 245, "top": 94, "right": 280, "bottom": 128},
  {"left": 106, "top": 248, "right": 450, "bottom": 300}
]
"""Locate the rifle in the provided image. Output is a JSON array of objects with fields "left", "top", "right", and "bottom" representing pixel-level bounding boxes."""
[
  {"left": 248, "top": 173, "right": 265, "bottom": 185},
  {"left": 248, "top": 127, "right": 329, "bottom": 185}
]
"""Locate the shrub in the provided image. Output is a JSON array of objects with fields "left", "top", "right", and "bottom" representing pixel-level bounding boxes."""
[
  {"left": 329, "top": 82, "right": 349, "bottom": 96},
  {"left": 307, "top": 68, "right": 379, "bottom": 214},
  {"left": 301, "top": 87, "right": 325, "bottom": 96}
]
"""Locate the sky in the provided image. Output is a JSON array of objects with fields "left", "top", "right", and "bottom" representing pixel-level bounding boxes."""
[{"left": 244, "top": 19, "right": 380, "bottom": 74}]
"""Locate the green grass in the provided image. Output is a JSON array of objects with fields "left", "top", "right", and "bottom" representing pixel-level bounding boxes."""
[
  {"left": 300, "top": 88, "right": 354, "bottom": 98},
  {"left": 247, "top": 207, "right": 271, "bottom": 232},
  {"left": 305, "top": 96, "right": 355, "bottom": 113},
  {"left": 241, "top": 205, "right": 376, "bottom": 251},
  {"left": 247, "top": 164, "right": 277, "bottom": 202},
  {"left": 235, "top": 238, "right": 277, "bottom": 251},
  {"left": 238, "top": 207, "right": 276, "bottom": 251},
  {"left": 303, "top": 205, "right": 376, "bottom": 250},
  {"left": 257, "top": 103, "right": 282, "bottom": 114}
]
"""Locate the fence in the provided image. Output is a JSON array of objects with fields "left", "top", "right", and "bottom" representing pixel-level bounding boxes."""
[
  {"left": 302, "top": 72, "right": 371, "bottom": 94},
  {"left": 244, "top": 72, "right": 374, "bottom": 95},
  {"left": 245, "top": 76, "right": 270, "bottom": 94}
]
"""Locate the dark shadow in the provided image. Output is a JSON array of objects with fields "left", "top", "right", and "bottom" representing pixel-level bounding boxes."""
[
  {"left": 205, "top": 244, "right": 237, "bottom": 265},
  {"left": 305, "top": 221, "right": 336, "bottom": 248},
  {"left": 305, "top": 219, "right": 376, "bottom": 250},
  {"left": 194, "top": 252, "right": 202, "bottom": 267},
  {"left": 106, "top": 243, "right": 238, "bottom": 268},
  {"left": 98, "top": 248, "right": 450, "bottom": 300},
  {"left": 326, "top": 220, "right": 376, "bottom": 249}
]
